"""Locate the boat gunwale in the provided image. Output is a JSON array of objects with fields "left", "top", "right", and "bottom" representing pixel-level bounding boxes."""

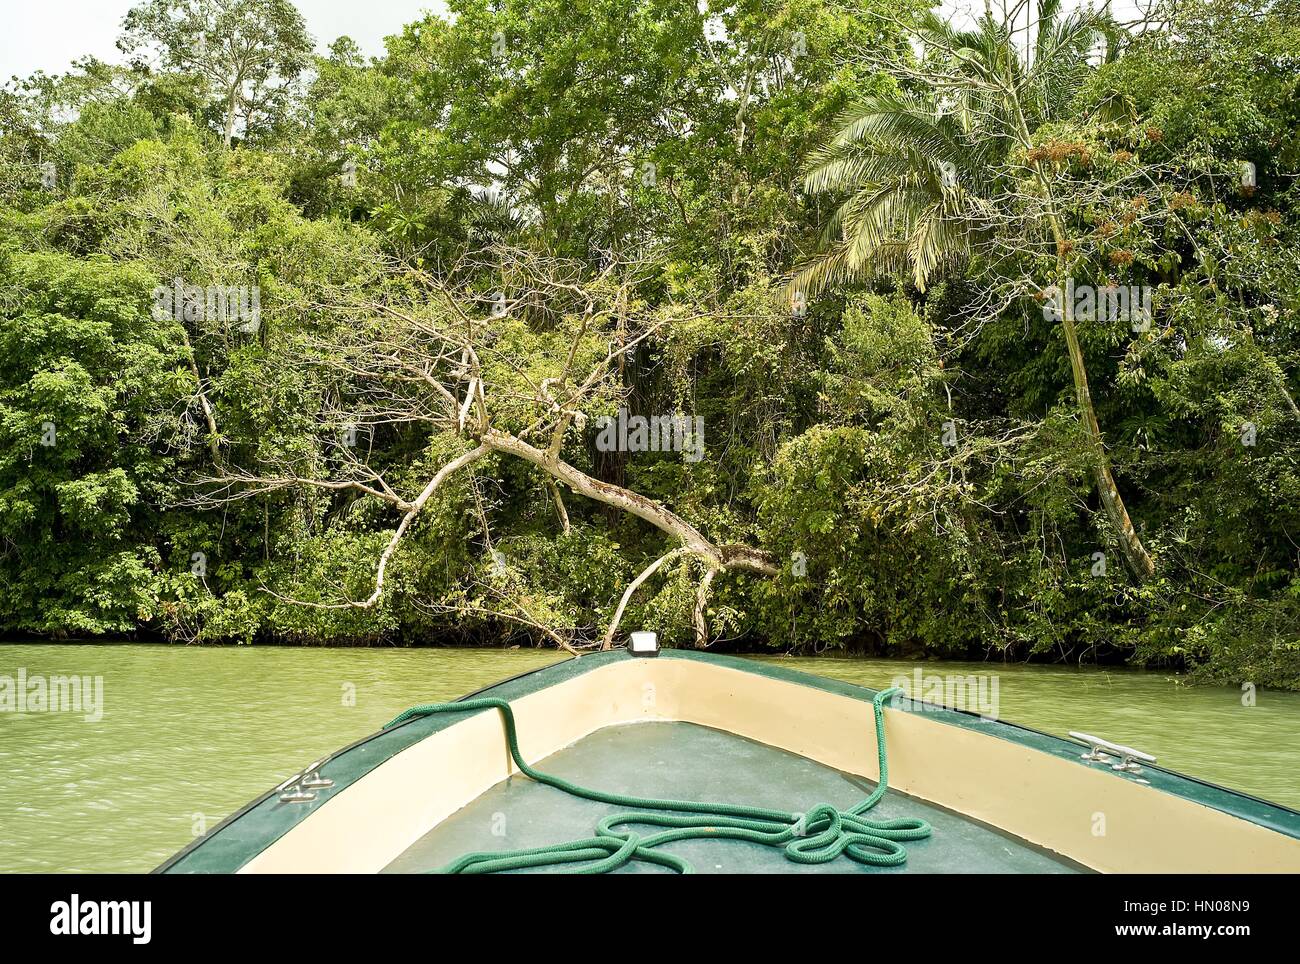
[
  {"left": 155, "top": 649, "right": 1300, "bottom": 873},
  {"left": 150, "top": 653, "right": 583, "bottom": 874}
]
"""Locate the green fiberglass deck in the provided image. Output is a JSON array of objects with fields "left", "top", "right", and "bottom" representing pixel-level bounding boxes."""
[{"left": 382, "top": 721, "right": 1082, "bottom": 874}]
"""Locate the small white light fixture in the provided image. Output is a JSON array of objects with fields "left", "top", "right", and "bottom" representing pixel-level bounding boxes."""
[{"left": 628, "top": 631, "right": 659, "bottom": 657}]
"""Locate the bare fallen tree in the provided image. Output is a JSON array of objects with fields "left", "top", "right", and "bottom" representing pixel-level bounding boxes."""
[{"left": 190, "top": 245, "right": 777, "bottom": 650}]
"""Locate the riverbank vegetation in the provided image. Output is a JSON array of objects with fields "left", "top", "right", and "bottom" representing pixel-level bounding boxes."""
[{"left": 1, "top": 0, "right": 1297, "bottom": 686}]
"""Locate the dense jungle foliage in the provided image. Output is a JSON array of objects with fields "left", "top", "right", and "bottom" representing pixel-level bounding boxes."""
[{"left": 1, "top": 0, "right": 1298, "bottom": 687}]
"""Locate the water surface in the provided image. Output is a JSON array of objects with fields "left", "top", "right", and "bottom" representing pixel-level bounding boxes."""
[
  {"left": 1, "top": 644, "right": 1296, "bottom": 872},
  {"left": 0, "top": 644, "right": 562, "bottom": 872}
]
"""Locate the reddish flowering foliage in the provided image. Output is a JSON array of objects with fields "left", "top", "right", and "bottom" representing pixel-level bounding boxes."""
[{"left": 1026, "top": 140, "right": 1092, "bottom": 165}]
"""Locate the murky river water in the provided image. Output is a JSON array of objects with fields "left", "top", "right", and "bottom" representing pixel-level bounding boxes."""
[{"left": 1, "top": 644, "right": 1296, "bottom": 872}]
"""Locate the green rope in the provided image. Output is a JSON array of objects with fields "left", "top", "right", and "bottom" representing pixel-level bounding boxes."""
[{"left": 383, "top": 685, "right": 932, "bottom": 874}]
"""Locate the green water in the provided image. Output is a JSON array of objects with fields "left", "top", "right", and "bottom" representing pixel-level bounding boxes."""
[
  {"left": 1, "top": 644, "right": 1297, "bottom": 873},
  {"left": 0, "top": 644, "right": 564, "bottom": 873}
]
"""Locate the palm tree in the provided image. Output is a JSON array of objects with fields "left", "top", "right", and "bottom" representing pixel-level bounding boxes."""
[{"left": 797, "top": 0, "right": 1155, "bottom": 582}]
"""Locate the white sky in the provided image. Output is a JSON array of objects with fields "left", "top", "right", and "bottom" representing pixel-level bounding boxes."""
[
  {"left": 1, "top": 0, "right": 1148, "bottom": 82},
  {"left": 0, "top": 0, "right": 450, "bottom": 80}
]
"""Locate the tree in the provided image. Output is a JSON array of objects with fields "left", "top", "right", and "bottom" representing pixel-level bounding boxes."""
[
  {"left": 5, "top": 0, "right": 1297, "bottom": 685},
  {"left": 193, "top": 245, "right": 778, "bottom": 650},
  {"left": 0, "top": 251, "right": 189, "bottom": 633},
  {"left": 796, "top": 0, "right": 1157, "bottom": 581},
  {"left": 117, "top": 0, "right": 313, "bottom": 147}
]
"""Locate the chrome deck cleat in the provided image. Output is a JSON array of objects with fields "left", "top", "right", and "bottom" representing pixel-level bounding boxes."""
[
  {"left": 1068, "top": 731, "right": 1156, "bottom": 774},
  {"left": 276, "top": 760, "right": 334, "bottom": 803},
  {"left": 298, "top": 759, "right": 334, "bottom": 790}
]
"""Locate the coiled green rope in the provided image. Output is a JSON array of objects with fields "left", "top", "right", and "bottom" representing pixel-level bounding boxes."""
[{"left": 384, "top": 685, "right": 932, "bottom": 874}]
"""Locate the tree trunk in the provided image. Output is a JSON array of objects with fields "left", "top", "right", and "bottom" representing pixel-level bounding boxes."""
[
  {"left": 482, "top": 429, "right": 776, "bottom": 576},
  {"left": 1015, "top": 97, "right": 1157, "bottom": 583},
  {"left": 223, "top": 88, "right": 238, "bottom": 147},
  {"left": 1059, "top": 280, "right": 1156, "bottom": 582}
]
